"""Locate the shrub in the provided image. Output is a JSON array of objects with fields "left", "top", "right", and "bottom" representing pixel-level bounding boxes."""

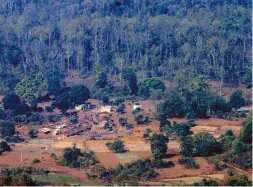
[
  {"left": 229, "top": 90, "right": 245, "bottom": 109},
  {"left": 118, "top": 117, "right": 127, "bottom": 126},
  {"left": 150, "top": 133, "right": 168, "bottom": 159},
  {"left": 45, "top": 106, "right": 54, "bottom": 112},
  {"left": 32, "top": 158, "right": 40, "bottom": 164},
  {"left": 69, "top": 84, "right": 90, "bottom": 105},
  {"left": 0, "top": 120, "right": 15, "bottom": 138},
  {"left": 194, "top": 178, "right": 219, "bottom": 186},
  {"left": 50, "top": 153, "right": 58, "bottom": 160},
  {"left": 15, "top": 102, "right": 31, "bottom": 115},
  {"left": 194, "top": 132, "right": 222, "bottom": 156},
  {"left": 61, "top": 145, "right": 98, "bottom": 168},
  {"left": 178, "top": 157, "right": 200, "bottom": 169},
  {"left": 106, "top": 139, "right": 125, "bottom": 153},
  {"left": 2, "top": 92, "right": 21, "bottom": 110}
]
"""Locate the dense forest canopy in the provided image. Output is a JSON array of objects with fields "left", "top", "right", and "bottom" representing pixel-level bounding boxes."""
[{"left": 0, "top": 0, "right": 252, "bottom": 92}]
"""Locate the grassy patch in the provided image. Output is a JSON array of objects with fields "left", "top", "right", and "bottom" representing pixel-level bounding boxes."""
[
  {"left": 32, "top": 174, "right": 84, "bottom": 185},
  {"left": 32, "top": 174, "right": 102, "bottom": 186},
  {"left": 116, "top": 153, "right": 138, "bottom": 160},
  {"left": 29, "top": 139, "right": 56, "bottom": 145}
]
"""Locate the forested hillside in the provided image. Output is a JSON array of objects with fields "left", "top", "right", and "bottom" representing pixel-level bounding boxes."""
[{"left": 0, "top": 0, "right": 252, "bottom": 93}]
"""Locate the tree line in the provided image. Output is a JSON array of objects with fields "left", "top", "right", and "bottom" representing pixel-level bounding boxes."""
[{"left": 0, "top": 0, "right": 252, "bottom": 94}]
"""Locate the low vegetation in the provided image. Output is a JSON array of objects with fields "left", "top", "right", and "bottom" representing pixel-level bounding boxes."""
[
  {"left": 106, "top": 139, "right": 125, "bottom": 153},
  {"left": 57, "top": 145, "right": 98, "bottom": 168}
]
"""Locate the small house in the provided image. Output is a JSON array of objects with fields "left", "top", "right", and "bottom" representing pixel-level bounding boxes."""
[
  {"left": 75, "top": 104, "right": 85, "bottom": 111},
  {"left": 41, "top": 128, "right": 51, "bottom": 134},
  {"left": 237, "top": 106, "right": 251, "bottom": 113},
  {"left": 100, "top": 106, "right": 112, "bottom": 113},
  {"left": 133, "top": 103, "right": 142, "bottom": 110}
]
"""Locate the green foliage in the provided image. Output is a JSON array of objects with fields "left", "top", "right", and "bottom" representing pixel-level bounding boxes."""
[
  {"left": 219, "top": 135, "right": 235, "bottom": 151},
  {"left": 0, "top": 141, "right": 11, "bottom": 152},
  {"left": 0, "top": 120, "right": 15, "bottom": 138},
  {"left": 15, "top": 74, "right": 48, "bottom": 103},
  {"left": 194, "top": 178, "right": 219, "bottom": 186},
  {"left": 138, "top": 78, "right": 165, "bottom": 98},
  {"left": 31, "top": 158, "right": 40, "bottom": 164},
  {"left": 226, "top": 129, "right": 234, "bottom": 136},
  {"left": 173, "top": 123, "right": 191, "bottom": 136},
  {"left": 15, "top": 102, "right": 31, "bottom": 115},
  {"left": 122, "top": 69, "right": 138, "bottom": 95},
  {"left": 28, "top": 127, "right": 38, "bottom": 138},
  {"left": 96, "top": 72, "right": 108, "bottom": 88},
  {"left": 45, "top": 106, "right": 54, "bottom": 112},
  {"left": 116, "top": 104, "right": 126, "bottom": 114},
  {"left": 2, "top": 92, "right": 21, "bottom": 110},
  {"left": 106, "top": 139, "right": 125, "bottom": 153},
  {"left": 50, "top": 153, "right": 58, "bottom": 160},
  {"left": 178, "top": 157, "right": 200, "bottom": 169},
  {"left": 239, "top": 118, "right": 252, "bottom": 144},
  {"left": 157, "top": 92, "right": 185, "bottom": 119},
  {"left": 61, "top": 145, "right": 98, "bottom": 168},
  {"left": 150, "top": 134, "right": 168, "bottom": 159},
  {"left": 46, "top": 69, "right": 62, "bottom": 95},
  {"left": 211, "top": 95, "right": 230, "bottom": 113},
  {"left": 118, "top": 117, "right": 127, "bottom": 126},
  {"left": 69, "top": 84, "right": 90, "bottom": 105},
  {"left": 193, "top": 132, "right": 222, "bottom": 156},
  {"left": 229, "top": 90, "right": 245, "bottom": 109},
  {"left": 180, "top": 136, "right": 194, "bottom": 157},
  {"left": 143, "top": 128, "right": 152, "bottom": 139},
  {"left": 225, "top": 171, "right": 252, "bottom": 186},
  {"left": 89, "top": 159, "right": 158, "bottom": 182},
  {"left": 159, "top": 118, "right": 171, "bottom": 132}
]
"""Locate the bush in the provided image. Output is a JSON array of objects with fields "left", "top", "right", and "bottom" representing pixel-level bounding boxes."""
[
  {"left": 194, "top": 132, "right": 222, "bottom": 156},
  {"left": 229, "top": 90, "right": 245, "bottom": 109},
  {"left": 116, "top": 104, "right": 126, "bottom": 114},
  {"left": 50, "top": 153, "right": 58, "bottom": 160},
  {"left": 178, "top": 157, "right": 200, "bottom": 169},
  {"left": 32, "top": 158, "right": 40, "bottom": 164},
  {"left": 118, "top": 117, "right": 127, "bottom": 126},
  {"left": 61, "top": 145, "right": 98, "bottom": 168},
  {"left": 69, "top": 84, "right": 90, "bottom": 105},
  {"left": 15, "top": 102, "right": 31, "bottom": 115},
  {"left": 2, "top": 92, "right": 21, "bottom": 110},
  {"left": 194, "top": 178, "right": 219, "bottom": 186},
  {"left": 150, "top": 133, "right": 168, "bottom": 159},
  {"left": 106, "top": 139, "right": 125, "bottom": 153},
  {"left": 0, "top": 120, "right": 15, "bottom": 138},
  {"left": 45, "top": 106, "right": 54, "bottom": 112},
  {"left": 0, "top": 141, "right": 11, "bottom": 152}
]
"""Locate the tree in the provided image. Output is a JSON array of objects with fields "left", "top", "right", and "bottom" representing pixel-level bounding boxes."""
[
  {"left": 157, "top": 92, "right": 186, "bottom": 119},
  {"left": 180, "top": 136, "right": 194, "bottom": 157},
  {"left": 122, "top": 69, "right": 138, "bottom": 95},
  {"left": 193, "top": 132, "right": 222, "bottom": 156},
  {"left": 106, "top": 139, "right": 125, "bottom": 153},
  {"left": 46, "top": 69, "right": 62, "bottom": 95},
  {"left": 2, "top": 92, "right": 21, "bottom": 110},
  {"left": 0, "top": 120, "right": 15, "bottom": 138},
  {"left": 15, "top": 74, "right": 48, "bottom": 103},
  {"left": 150, "top": 133, "right": 169, "bottom": 159},
  {"left": 15, "top": 102, "right": 31, "bottom": 115},
  {"left": 239, "top": 117, "right": 252, "bottom": 144},
  {"left": 138, "top": 78, "right": 165, "bottom": 98},
  {"left": 28, "top": 127, "right": 38, "bottom": 138},
  {"left": 173, "top": 123, "right": 191, "bottom": 136},
  {"left": 229, "top": 90, "right": 245, "bottom": 109},
  {"left": 52, "top": 92, "right": 70, "bottom": 114},
  {"left": 96, "top": 72, "right": 108, "bottom": 88},
  {"left": 69, "top": 84, "right": 90, "bottom": 105}
]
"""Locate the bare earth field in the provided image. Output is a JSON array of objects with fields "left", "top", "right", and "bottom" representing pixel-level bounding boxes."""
[{"left": 169, "top": 118, "right": 243, "bottom": 138}]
